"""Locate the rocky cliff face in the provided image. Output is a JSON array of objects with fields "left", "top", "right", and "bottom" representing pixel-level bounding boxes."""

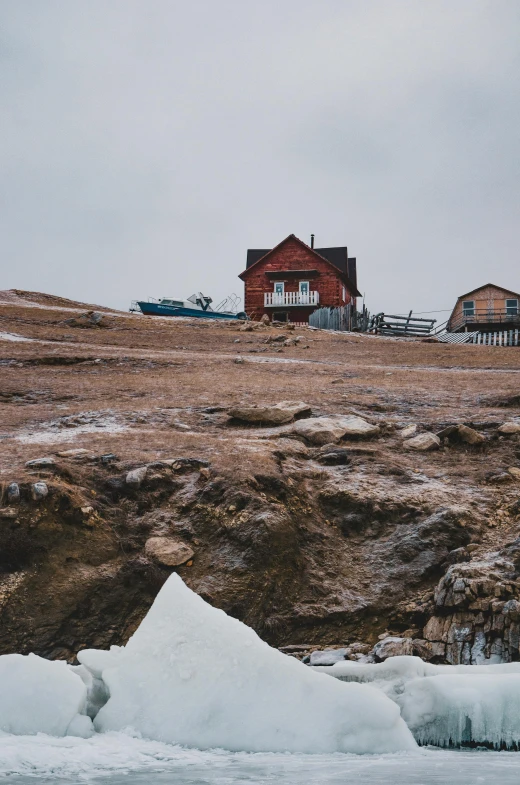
[{"left": 1, "top": 290, "right": 520, "bottom": 664}]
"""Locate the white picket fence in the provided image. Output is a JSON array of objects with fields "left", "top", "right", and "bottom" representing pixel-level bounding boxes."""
[{"left": 471, "top": 329, "right": 520, "bottom": 346}]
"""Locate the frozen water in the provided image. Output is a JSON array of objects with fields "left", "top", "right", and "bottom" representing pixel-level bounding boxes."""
[
  {"left": 315, "top": 656, "right": 520, "bottom": 749},
  {"left": 0, "top": 654, "right": 92, "bottom": 737},
  {"left": 0, "top": 734, "right": 519, "bottom": 784},
  {"left": 0, "top": 331, "right": 34, "bottom": 341},
  {"left": 81, "top": 575, "right": 414, "bottom": 753}
]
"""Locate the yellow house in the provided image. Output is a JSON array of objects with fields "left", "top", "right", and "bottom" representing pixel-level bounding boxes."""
[{"left": 447, "top": 283, "right": 520, "bottom": 333}]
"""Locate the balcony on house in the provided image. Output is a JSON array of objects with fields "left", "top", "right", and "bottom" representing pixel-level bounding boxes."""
[
  {"left": 449, "top": 307, "right": 520, "bottom": 333},
  {"left": 264, "top": 291, "right": 319, "bottom": 307}
]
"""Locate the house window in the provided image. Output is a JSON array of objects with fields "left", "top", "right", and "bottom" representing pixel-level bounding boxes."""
[
  {"left": 342, "top": 286, "right": 346, "bottom": 301},
  {"left": 506, "top": 299, "right": 518, "bottom": 316},
  {"left": 462, "top": 300, "right": 475, "bottom": 317},
  {"left": 299, "top": 281, "right": 309, "bottom": 296},
  {"left": 274, "top": 281, "right": 284, "bottom": 295}
]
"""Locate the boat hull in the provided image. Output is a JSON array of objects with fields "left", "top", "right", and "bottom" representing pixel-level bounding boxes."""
[{"left": 136, "top": 302, "right": 247, "bottom": 320}]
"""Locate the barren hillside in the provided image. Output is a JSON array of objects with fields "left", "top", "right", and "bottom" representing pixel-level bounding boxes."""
[{"left": 1, "top": 290, "right": 520, "bottom": 665}]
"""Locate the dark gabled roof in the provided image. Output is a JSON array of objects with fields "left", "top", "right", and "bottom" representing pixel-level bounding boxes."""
[
  {"left": 241, "top": 234, "right": 361, "bottom": 296},
  {"left": 246, "top": 249, "right": 271, "bottom": 268},
  {"left": 456, "top": 283, "right": 520, "bottom": 301}
]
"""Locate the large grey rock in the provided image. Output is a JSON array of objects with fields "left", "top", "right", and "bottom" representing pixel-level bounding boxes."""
[
  {"left": 126, "top": 466, "right": 148, "bottom": 487},
  {"left": 25, "top": 457, "right": 56, "bottom": 468},
  {"left": 290, "top": 415, "right": 379, "bottom": 445},
  {"left": 7, "top": 483, "right": 20, "bottom": 503},
  {"left": 404, "top": 432, "right": 440, "bottom": 451},
  {"left": 31, "top": 482, "right": 48, "bottom": 500},
  {"left": 228, "top": 401, "right": 311, "bottom": 425},
  {"left": 144, "top": 536, "right": 194, "bottom": 567},
  {"left": 498, "top": 422, "right": 520, "bottom": 434},
  {"left": 372, "top": 636, "right": 414, "bottom": 661}
]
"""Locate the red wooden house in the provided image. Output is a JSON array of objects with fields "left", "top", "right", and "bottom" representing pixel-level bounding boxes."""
[{"left": 238, "top": 234, "right": 361, "bottom": 323}]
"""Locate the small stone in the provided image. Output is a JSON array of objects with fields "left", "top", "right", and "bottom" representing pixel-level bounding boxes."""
[
  {"left": 126, "top": 466, "right": 148, "bottom": 487},
  {"left": 0, "top": 508, "right": 17, "bottom": 519},
  {"left": 81, "top": 506, "right": 94, "bottom": 515},
  {"left": 7, "top": 483, "right": 20, "bottom": 503},
  {"left": 144, "top": 536, "right": 194, "bottom": 567},
  {"left": 458, "top": 425, "right": 485, "bottom": 445},
  {"left": 100, "top": 453, "right": 118, "bottom": 464},
  {"left": 508, "top": 467, "right": 520, "bottom": 480},
  {"left": 400, "top": 424, "right": 417, "bottom": 439},
  {"left": 498, "top": 422, "right": 520, "bottom": 435},
  {"left": 32, "top": 482, "right": 48, "bottom": 500},
  {"left": 404, "top": 432, "right": 440, "bottom": 451},
  {"left": 25, "top": 457, "right": 56, "bottom": 468},
  {"left": 372, "top": 636, "right": 414, "bottom": 661},
  {"left": 199, "top": 467, "right": 211, "bottom": 479},
  {"left": 56, "top": 449, "right": 90, "bottom": 458},
  {"left": 291, "top": 415, "right": 379, "bottom": 446},
  {"left": 309, "top": 648, "right": 349, "bottom": 666},
  {"left": 234, "top": 356, "right": 244, "bottom": 364}
]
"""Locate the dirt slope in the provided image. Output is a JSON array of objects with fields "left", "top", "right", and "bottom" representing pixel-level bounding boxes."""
[{"left": 1, "top": 290, "right": 520, "bottom": 664}]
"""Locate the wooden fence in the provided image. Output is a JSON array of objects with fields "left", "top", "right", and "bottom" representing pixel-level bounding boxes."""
[
  {"left": 470, "top": 329, "right": 520, "bottom": 347},
  {"left": 309, "top": 304, "right": 370, "bottom": 332}
]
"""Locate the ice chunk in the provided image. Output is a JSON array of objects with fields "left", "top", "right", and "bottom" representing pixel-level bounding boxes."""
[
  {"left": 314, "top": 656, "right": 520, "bottom": 748},
  {"left": 81, "top": 575, "right": 415, "bottom": 753},
  {"left": 400, "top": 674, "right": 520, "bottom": 749},
  {"left": 0, "top": 653, "right": 93, "bottom": 737}
]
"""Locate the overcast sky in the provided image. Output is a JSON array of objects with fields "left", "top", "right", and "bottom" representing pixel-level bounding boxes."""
[{"left": 2, "top": 0, "right": 519, "bottom": 320}]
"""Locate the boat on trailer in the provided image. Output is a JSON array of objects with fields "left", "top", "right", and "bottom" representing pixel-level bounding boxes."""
[{"left": 131, "top": 293, "right": 248, "bottom": 321}]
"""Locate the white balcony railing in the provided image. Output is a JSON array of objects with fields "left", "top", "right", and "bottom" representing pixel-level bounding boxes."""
[{"left": 264, "top": 291, "right": 319, "bottom": 307}]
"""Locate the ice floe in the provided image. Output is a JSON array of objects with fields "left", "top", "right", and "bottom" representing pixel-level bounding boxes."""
[{"left": 314, "top": 656, "right": 520, "bottom": 749}]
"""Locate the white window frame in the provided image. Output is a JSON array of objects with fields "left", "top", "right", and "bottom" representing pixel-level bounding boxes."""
[
  {"left": 298, "top": 280, "right": 309, "bottom": 295},
  {"left": 274, "top": 281, "right": 284, "bottom": 295},
  {"left": 462, "top": 300, "right": 475, "bottom": 317},
  {"left": 342, "top": 286, "right": 346, "bottom": 301},
  {"left": 506, "top": 298, "right": 518, "bottom": 316}
]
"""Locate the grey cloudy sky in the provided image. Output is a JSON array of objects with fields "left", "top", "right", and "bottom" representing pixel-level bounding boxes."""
[{"left": 2, "top": 0, "right": 519, "bottom": 320}]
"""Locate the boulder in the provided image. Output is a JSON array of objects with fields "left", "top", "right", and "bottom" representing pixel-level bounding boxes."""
[
  {"left": 31, "top": 482, "right": 48, "bottom": 501},
  {"left": 25, "top": 457, "right": 56, "bottom": 468},
  {"left": 508, "top": 467, "right": 520, "bottom": 480},
  {"left": 228, "top": 401, "right": 312, "bottom": 425},
  {"left": 144, "top": 536, "right": 194, "bottom": 567},
  {"left": 499, "top": 422, "right": 520, "bottom": 435},
  {"left": 126, "top": 466, "right": 148, "bottom": 487},
  {"left": 404, "top": 432, "right": 440, "bottom": 451},
  {"left": 290, "top": 416, "right": 379, "bottom": 446},
  {"left": 372, "top": 636, "right": 414, "bottom": 661},
  {"left": 7, "top": 483, "right": 20, "bottom": 503}
]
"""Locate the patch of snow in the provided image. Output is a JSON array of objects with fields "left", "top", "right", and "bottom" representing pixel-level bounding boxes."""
[
  {"left": 16, "top": 412, "right": 128, "bottom": 444},
  {"left": 0, "top": 332, "right": 34, "bottom": 342}
]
